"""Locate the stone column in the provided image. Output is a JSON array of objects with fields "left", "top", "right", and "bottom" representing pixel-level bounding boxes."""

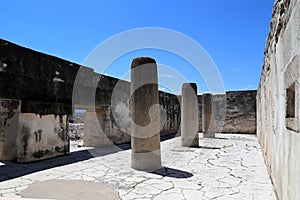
[
  {"left": 202, "top": 93, "right": 215, "bottom": 138},
  {"left": 131, "top": 57, "right": 161, "bottom": 171},
  {"left": 181, "top": 83, "right": 199, "bottom": 147}
]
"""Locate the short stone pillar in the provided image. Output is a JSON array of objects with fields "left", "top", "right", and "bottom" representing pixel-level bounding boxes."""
[
  {"left": 202, "top": 93, "right": 215, "bottom": 138},
  {"left": 130, "top": 57, "right": 161, "bottom": 171},
  {"left": 181, "top": 83, "right": 199, "bottom": 147}
]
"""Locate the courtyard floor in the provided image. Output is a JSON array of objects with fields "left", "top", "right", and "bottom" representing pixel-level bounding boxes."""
[{"left": 0, "top": 133, "right": 277, "bottom": 200}]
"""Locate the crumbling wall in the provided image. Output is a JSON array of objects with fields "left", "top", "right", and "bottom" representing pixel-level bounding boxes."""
[
  {"left": 197, "top": 91, "right": 257, "bottom": 134},
  {"left": 257, "top": 0, "right": 300, "bottom": 199}
]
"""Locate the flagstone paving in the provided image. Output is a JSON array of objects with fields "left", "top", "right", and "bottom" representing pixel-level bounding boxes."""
[{"left": 0, "top": 133, "right": 277, "bottom": 200}]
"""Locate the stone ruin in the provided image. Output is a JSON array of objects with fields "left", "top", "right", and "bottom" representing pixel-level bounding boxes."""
[
  {"left": 257, "top": 0, "right": 300, "bottom": 199},
  {"left": 1, "top": 1, "right": 299, "bottom": 199},
  {"left": 0, "top": 38, "right": 257, "bottom": 163}
]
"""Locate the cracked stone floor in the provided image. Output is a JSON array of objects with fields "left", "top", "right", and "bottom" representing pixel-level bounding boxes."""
[{"left": 0, "top": 133, "right": 277, "bottom": 200}]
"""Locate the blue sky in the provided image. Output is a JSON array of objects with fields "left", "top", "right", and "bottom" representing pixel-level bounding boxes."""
[{"left": 0, "top": 1, "right": 274, "bottom": 94}]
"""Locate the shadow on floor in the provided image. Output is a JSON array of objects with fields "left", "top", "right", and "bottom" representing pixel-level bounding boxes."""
[
  {"left": 214, "top": 137, "right": 229, "bottom": 140},
  {"left": 0, "top": 132, "right": 181, "bottom": 182},
  {"left": 151, "top": 167, "right": 193, "bottom": 179},
  {"left": 191, "top": 146, "right": 221, "bottom": 150},
  {"left": 0, "top": 143, "right": 131, "bottom": 182},
  {"left": 0, "top": 150, "right": 94, "bottom": 182},
  {"left": 161, "top": 132, "right": 179, "bottom": 142}
]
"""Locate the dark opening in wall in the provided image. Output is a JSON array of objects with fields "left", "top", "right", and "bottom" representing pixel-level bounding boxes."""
[
  {"left": 285, "top": 82, "right": 298, "bottom": 132},
  {"left": 286, "top": 83, "right": 296, "bottom": 118}
]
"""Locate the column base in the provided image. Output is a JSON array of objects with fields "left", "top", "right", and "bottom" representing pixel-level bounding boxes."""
[
  {"left": 181, "top": 136, "right": 199, "bottom": 147},
  {"left": 131, "top": 150, "right": 162, "bottom": 172}
]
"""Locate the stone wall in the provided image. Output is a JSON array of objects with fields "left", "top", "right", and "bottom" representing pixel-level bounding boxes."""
[
  {"left": 69, "top": 90, "right": 256, "bottom": 144},
  {"left": 222, "top": 91, "right": 257, "bottom": 133},
  {"left": 17, "top": 113, "right": 69, "bottom": 162},
  {"left": 198, "top": 91, "right": 256, "bottom": 134},
  {"left": 0, "top": 38, "right": 257, "bottom": 162},
  {"left": 257, "top": 0, "right": 300, "bottom": 199},
  {"left": 0, "top": 39, "right": 183, "bottom": 160},
  {"left": 0, "top": 99, "right": 20, "bottom": 161},
  {"left": 0, "top": 99, "right": 69, "bottom": 162}
]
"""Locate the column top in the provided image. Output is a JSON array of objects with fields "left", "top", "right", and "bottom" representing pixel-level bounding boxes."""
[{"left": 131, "top": 57, "right": 156, "bottom": 69}]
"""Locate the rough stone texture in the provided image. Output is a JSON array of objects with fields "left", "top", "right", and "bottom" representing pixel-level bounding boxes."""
[
  {"left": 159, "top": 92, "right": 181, "bottom": 136},
  {"left": 222, "top": 91, "right": 257, "bottom": 134},
  {"left": 68, "top": 123, "right": 84, "bottom": 140},
  {"left": 211, "top": 94, "right": 226, "bottom": 133},
  {"left": 181, "top": 83, "right": 199, "bottom": 147},
  {"left": 257, "top": 0, "right": 300, "bottom": 199},
  {"left": 0, "top": 99, "right": 21, "bottom": 161},
  {"left": 130, "top": 57, "right": 161, "bottom": 171},
  {"left": 197, "top": 95, "right": 203, "bottom": 132},
  {"left": 202, "top": 93, "right": 215, "bottom": 138},
  {"left": 199, "top": 91, "right": 257, "bottom": 134}
]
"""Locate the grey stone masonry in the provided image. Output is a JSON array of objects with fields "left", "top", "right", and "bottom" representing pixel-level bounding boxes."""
[
  {"left": 130, "top": 57, "right": 161, "bottom": 171},
  {"left": 181, "top": 83, "right": 199, "bottom": 147},
  {"left": 202, "top": 93, "right": 215, "bottom": 138}
]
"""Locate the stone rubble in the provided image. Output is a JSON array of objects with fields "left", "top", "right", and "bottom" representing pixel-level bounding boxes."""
[{"left": 68, "top": 123, "right": 84, "bottom": 141}]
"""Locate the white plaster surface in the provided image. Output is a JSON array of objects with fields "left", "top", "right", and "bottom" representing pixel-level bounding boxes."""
[
  {"left": 0, "top": 134, "right": 276, "bottom": 199},
  {"left": 257, "top": 0, "right": 300, "bottom": 199},
  {"left": 16, "top": 114, "right": 68, "bottom": 162}
]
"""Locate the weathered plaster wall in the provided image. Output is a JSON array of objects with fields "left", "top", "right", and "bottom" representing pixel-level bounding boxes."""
[
  {"left": 0, "top": 99, "right": 69, "bottom": 162},
  {"left": 17, "top": 114, "right": 69, "bottom": 162},
  {"left": 257, "top": 0, "right": 300, "bottom": 199},
  {"left": 0, "top": 99, "right": 20, "bottom": 161}
]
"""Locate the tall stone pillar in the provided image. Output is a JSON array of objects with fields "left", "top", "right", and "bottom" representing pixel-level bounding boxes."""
[
  {"left": 130, "top": 57, "right": 161, "bottom": 171},
  {"left": 181, "top": 83, "right": 199, "bottom": 147},
  {"left": 202, "top": 93, "right": 215, "bottom": 138}
]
